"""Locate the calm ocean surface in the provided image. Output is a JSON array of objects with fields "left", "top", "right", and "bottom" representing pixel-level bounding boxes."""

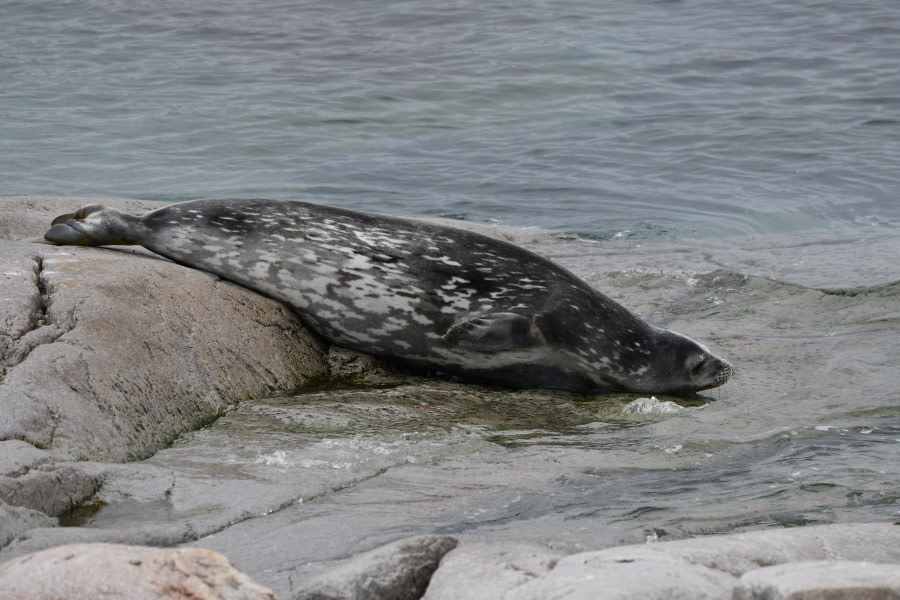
[
  {"left": 3, "top": 0, "right": 900, "bottom": 238},
  {"left": 3, "top": 1, "right": 899, "bottom": 588}
]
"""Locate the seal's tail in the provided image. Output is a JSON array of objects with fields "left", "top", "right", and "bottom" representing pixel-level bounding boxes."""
[{"left": 44, "top": 204, "right": 142, "bottom": 246}]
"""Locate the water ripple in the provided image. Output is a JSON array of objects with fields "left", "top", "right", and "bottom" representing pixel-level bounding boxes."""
[{"left": 3, "top": 0, "right": 900, "bottom": 237}]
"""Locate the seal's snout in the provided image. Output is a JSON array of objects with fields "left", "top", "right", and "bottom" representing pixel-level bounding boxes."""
[
  {"left": 682, "top": 353, "right": 734, "bottom": 394},
  {"left": 715, "top": 358, "right": 735, "bottom": 387}
]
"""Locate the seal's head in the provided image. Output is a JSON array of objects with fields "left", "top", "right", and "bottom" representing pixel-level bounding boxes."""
[{"left": 631, "top": 328, "right": 734, "bottom": 395}]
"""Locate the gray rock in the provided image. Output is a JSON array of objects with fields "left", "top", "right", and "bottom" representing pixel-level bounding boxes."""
[
  {"left": 654, "top": 522, "right": 900, "bottom": 577},
  {"left": 0, "top": 196, "right": 339, "bottom": 563},
  {"left": 734, "top": 560, "right": 900, "bottom": 600},
  {"left": 1, "top": 515, "right": 211, "bottom": 564},
  {"left": 0, "top": 439, "right": 103, "bottom": 554},
  {"left": 293, "top": 534, "right": 458, "bottom": 600},
  {"left": 0, "top": 440, "right": 101, "bottom": 516},
  {"left": 0, "top": 197, "right": 329, "bottom": 463},
  {"left": 421, "top": 524, "right": 900, "bottom": 600},
  {"left": 0, "top": 457, "right": 235, "bottom": 561},
  {"left": 0, "top": 502, "right": 55, "bottom": 549},
  {"left": 507, "top": 546, "right": 736, "bottom": 600},
  {"left": 422, "top": 540, "right": 566, "bottom": 600},
  {"left": 0, "top": 542, "right": 277, "bottom": 600}
]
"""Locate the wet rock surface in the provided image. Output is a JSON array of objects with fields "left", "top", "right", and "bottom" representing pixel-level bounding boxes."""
[{"left": 1, "top": 197, "right": 898, "bottom": 599}]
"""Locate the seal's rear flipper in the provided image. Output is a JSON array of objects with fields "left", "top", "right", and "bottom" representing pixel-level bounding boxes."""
[
  {"left": 44, "top": 205, "right": 141, "bottom": 247},
  {"left": 50, "top": 203, "right": 107, "bottom": 226},
  {"left": 442, "top": 312, "right": 542, "bottom": 352}
]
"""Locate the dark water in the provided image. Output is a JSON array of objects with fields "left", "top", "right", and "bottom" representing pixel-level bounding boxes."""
[
  {"left": 5, "top": 1, "right": 898, "bottom": 593},
  {"left": 3, "top": 0, "right": 900, "bottom": 237}
]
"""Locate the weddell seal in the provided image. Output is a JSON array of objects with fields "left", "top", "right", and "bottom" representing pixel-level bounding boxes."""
[{"left": 44, "top": 198, "right": 733, "bottom": 395}]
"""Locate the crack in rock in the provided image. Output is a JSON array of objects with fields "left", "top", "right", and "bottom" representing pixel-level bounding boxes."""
[
  {"left": 1, "top": 256, "right": 75, "bottom": 381},
  {"left": 33, "top": 256, "right": 49, "bottom": 328}
]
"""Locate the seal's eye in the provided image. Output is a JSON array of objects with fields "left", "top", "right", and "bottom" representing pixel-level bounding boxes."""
[{"left": 690, "top": 354, "right": 707, "bottom": 375}]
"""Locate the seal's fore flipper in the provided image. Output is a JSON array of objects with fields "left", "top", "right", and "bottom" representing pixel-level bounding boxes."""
[
  {"left": 442, "top": 312, "right": 541, "bottom": 352},
  {"left": 44, "top": 204, "right": 141, "bottom": 247}
]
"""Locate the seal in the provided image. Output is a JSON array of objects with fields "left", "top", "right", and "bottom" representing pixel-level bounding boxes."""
[{"left": 44, "top": 198, "right": 733, "bottom": 395}]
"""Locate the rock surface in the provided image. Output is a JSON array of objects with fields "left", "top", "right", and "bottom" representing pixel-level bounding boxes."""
[
  {"left": 0, "top": 542, "right": 277, "bottom": 600},
  {"left": 0, "top": 196, "right": 330, "bottom": 567},
  {"left": 1, "top": 196, "right": 327, "bottom": 463},
  {"left": 0, "top": 502, "right": 55, "bottom": 549},
  {"left": 734, "top": 560, "right": 900, "bottom": 600},
  {"left": 421, "top": 540, "right": 567, "bottom": 600},
  {"left": 293, "top": 535, "right": 458, "bottom": 600},
  {"left": 0, "top": 440, "right": 101, "bottom": 516},
  {"left": 508, "top": 548, "right": 736, "bottom": 600},
  {"left": 420, "top": 524, "right": 900, "bottom": 600},
  {"left": 636, "top": 521, "right": 900, "bottom": 577}
]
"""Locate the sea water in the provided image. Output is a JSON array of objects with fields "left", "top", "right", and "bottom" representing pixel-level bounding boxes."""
[
  {"left": 3, "top": 0, "right": 900, "bottom": 237},
  {"left": 4, "top": 0, "right": 898, "bottom": 593}
]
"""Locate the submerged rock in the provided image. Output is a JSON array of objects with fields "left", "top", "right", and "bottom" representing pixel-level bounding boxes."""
[{"left": 0, "top": 542, "right": 276, "bottom": 600}]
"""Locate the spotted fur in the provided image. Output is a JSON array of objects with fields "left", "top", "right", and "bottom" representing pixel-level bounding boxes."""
[{"left": 45, "top": 198, "right": 733, "bottom": 394}]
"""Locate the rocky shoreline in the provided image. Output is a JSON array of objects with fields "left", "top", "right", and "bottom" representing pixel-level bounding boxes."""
[{"left": 1, "top": 197, "right": 898, "bottom": 599}]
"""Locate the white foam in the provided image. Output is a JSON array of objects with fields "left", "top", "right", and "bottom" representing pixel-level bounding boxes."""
[
  {"left": 254, "top": 450, "right": 293, "bottom": 467},
  {"left": 622, "top": 396, "right": 684, "bottom": 416}
]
